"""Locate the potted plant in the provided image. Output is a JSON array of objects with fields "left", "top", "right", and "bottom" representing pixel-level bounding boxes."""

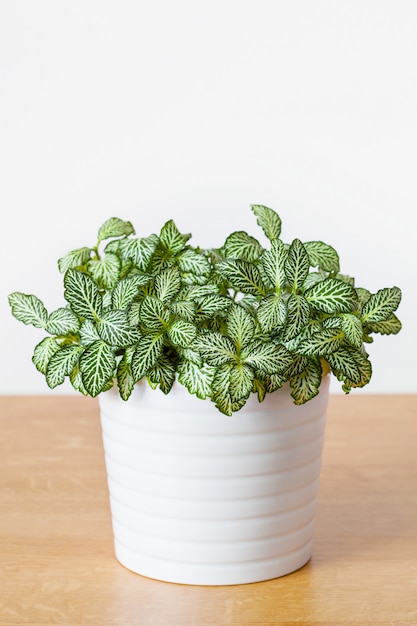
[{"left": 9, "top": 204, "right": 402, "bottom": 585}]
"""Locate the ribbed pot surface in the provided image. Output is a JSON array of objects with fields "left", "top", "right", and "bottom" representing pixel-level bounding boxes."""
[{"left": 99, "top": 377, "right": 330, "bottom": 585}]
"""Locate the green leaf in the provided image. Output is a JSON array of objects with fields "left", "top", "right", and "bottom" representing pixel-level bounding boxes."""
[
  {"left": 139, "top": 296, "right": 170, "bottom": 331},
  {"left": 297, "top": 328, "right": 344, "bottom": 356},
  {"left": 87, "top": 253, "right": 121, "bottom": 289},
  {"left": 340, "top": 313, "right": 363, "bottom": 348},
  {"left": 290, "top": 359, "right": 322, "bottom": 405},
  {"left": 361, "top": 286, "right": 402, "bottom": 323},
  {"left": 177, "top": 360, "right": 215, "bottom": 399},
  {"left": 131, "top": 334, "right": 164, "bottom": 381},
  {"left": 159, "top": 219, "right": 190, "bottom": 255},
  {"left": 167, "top": 320, "right": 197, "bottom": 348},
  {"left": 153, "top": 267, "right": 181, "bottom": 303},
  {"left": 304, "top": 241, "right": 340, "bottom": 273},
  {"left": 244, "top": 341, "right": 292, "bottom": 374},
  {"left": 69, "top": 363, "right": 88, "bottom": 395},
  {"left": 32, "top": 337, "right": 61, "bottom": 374},
  {"left": 118, "top": 235, "right": 158, "bottom": 271},
  {"left": 257, "top": 294, "right": 287, "bottom": 333},
  {"left": 111, "top": 275, "right": 151, "bottom": 310},
  {"left": 283, "top": 294, "right": 310, "bottom": 341},
  {"left": 223, "top": 231, "right": 263, "bottom": 262},
  {"left": 8, "top": 292, "right": 48, "bottom": 328},
  {"left": 261, "top": 239, "right": 288, "bottom": 291},
  {"left": 194, "top": 332, "right": 236, "bottom": 366},
  {"left": 305, "top": 278, "right": 357, "bottom": 314},
  {"left": 366, "top": 313, "right": 402, "bottom": 335},
  {"left": 251, "top": 204, "right": 282, "bottom": 241},
  {"left": 46, "top": 344, "right": 83, "bottom": 388},
  {"left": 79, "top": 340, "right": 116, "bottom": 396},
  {"left": 97, "top": 310, "right": 140, "bottom": 347},
  {"left": 97, "top": 217, "right": 135, "bottom": 243},
  {"left": 116, "top": 346, "right": 135, "bottom": 400},
  {"left": 285, "top": 239, "right": 310, "bottom": 292},
  {"left": 58, "top": 247, "right": 92, "bottom": 273},
  {"left": 64, "top": 269, "right": 103, "bottom": 321},
  {"left": 46, "top": 307, "right": 80, "bottom": 335},
  {"left": 216, "top": 259, "right": 267, "bottom": 296},
  {"left": 227, "top": 304, "right": 255, "bottom": 351}
]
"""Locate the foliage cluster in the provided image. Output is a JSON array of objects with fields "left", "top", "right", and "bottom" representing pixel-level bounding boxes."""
[{"left": 9, "top": 205, "right": 402, "bottom": 414}]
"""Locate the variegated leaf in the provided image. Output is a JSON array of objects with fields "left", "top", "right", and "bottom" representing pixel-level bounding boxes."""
[
  {"left": 326, "top": 349, "right": 361, "bottom": 383},
  {"left": 195, "top": 294, "right": 230, "bottom": 320},
  {"left": 8, "top": 292, "right": 48, "bottom": 328},
  {"left": 297, "top": 328, "right": 344, "bottom": 356},
  {"left": 131, "top": 333, "right": 164, "bottom": 381},
  {"left": 167, "top": 320, "right": 197, "bottom": 348},
  {"left": 79, "top": 319, "right": 101, "bottom": 345},
  {"left": 283, "top": 294, "right": 310, "bottom": 341},
  {"left": 340, "top": 313, "right": 363, "bottom": 348},
  {"left": 46, "top": 307, "right": 80, "bottom": 335},
  {"left": 58, "top": 247, "right": 92, "bottom": 273},
  {"left": 32, "top": 337, "right": 61, "bottom": 374},
  {"left": 64, "top": 269, "right": 103, "bottom": 321},
  {"left": 69, "top": 364, "right": 88, "bottom": 395},
  {"left": 366, "top": 313, "right": 402, "bottom": 335},
  {"left": 116, "top": 346, "right": 135, "bottom": 400},
  {"left": 341, "top": 349, "right": 372, "bottom": 391},
  {"left": 194, "top": 332, "right": 236, "bottom": 366},
  {"left": 169, "top": 299, "right": 196, "bottom": 322},
  {"left": 97, "top": 310, "right": 140, "bottom": 347},
  {"left": 227, "top": 304, "right": 255, "bottom": 350},
  {"left": 139, "top": 296, "right": 170, "bottom": 331},
  {"left": 305, "top": 277, "right": 356, "bottom": 314},
  {"left": 223, "top": 231, "right": 263, "bottom": 262},
  {"left": 111, "top": 274, "right": 151, "bottom": 310},
  {"left": 244, "top": 340, "right": 292, "bottom": 374},
  {"left": 159, "top": 219, "right": 190, "bottom": 255},
  {"left": 178, "top": 249, "right": 211, "bottom": 276},
  {"left": 261, "top": 239, "right": 287, "bottom": 291},
  {"left": 46, "top": 344, "right": 83, "bottom": 388},
  {"left": 251, "top": 204, "right": 282, "bottom": 241},
  {"left": 147, "top": 353, "right": 176, "bottom": 394},
  {"left": 97, "top": 217, "right": 135, "bottom": 243},
  {"left": 216, "top": 259, "right": 267, "bottom": 296},
  {"left": 177, "top": 360, "right": 215, "bottom": 399},
  {"left": 230, "top": 363, "right": 254, "bottom": 401},
  {"left": 304, "top": 241, "right": 340, "bottom": 273},
  {"left": 361, "top": 286, "right": 402, "bottom": 323},
  {"left": 257, "top": 294, "right": 287, "bottom": 332},
  {"left": 79, "top": 340, "right": 116, "bottom": 396},
  {"left": 87, "top": 253, "right": 121, "bottom": 289},
  {"left": 290, "top": 359, "right": 322, "bottom": 405},
  {"left": 153, "top": 267, "right": 181, "bottom": 303},
  {"left": 285, "top": 239, "right": 310, "bottom": 292},
  {"left": 118, "top": 235, "right": 158, "bottom": 271}
]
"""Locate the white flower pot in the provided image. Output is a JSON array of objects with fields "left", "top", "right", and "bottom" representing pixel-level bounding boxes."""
[{"left": 98, "top": 376, "right": 330, "bottom": 585}]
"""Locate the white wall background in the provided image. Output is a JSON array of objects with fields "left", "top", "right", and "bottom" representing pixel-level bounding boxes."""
[{"left": 1, "top": 0, "right": 416, "bottom": 395}]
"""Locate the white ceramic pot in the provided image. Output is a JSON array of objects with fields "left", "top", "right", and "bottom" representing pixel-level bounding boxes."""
[{"left": 99, "top": 376, "right": 330, "bottom": 585}]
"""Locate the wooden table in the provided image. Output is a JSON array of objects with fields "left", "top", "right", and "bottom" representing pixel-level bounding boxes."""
[{"left": 1, "top": 394, "right": 416, "bottom": 626}]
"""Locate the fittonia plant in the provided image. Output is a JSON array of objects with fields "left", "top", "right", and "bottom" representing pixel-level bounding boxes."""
[{"left": 9, "top": 205, "right": 402, "bottom": 415}]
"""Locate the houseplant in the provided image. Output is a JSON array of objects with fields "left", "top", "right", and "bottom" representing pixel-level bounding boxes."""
[{"left": 9, "top": 204, "right": 402, "bottom": 584}]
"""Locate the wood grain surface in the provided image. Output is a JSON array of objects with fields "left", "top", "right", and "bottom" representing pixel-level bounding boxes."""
[{"left": 1, "top": 394, "right": 416, "bottom": 626}]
